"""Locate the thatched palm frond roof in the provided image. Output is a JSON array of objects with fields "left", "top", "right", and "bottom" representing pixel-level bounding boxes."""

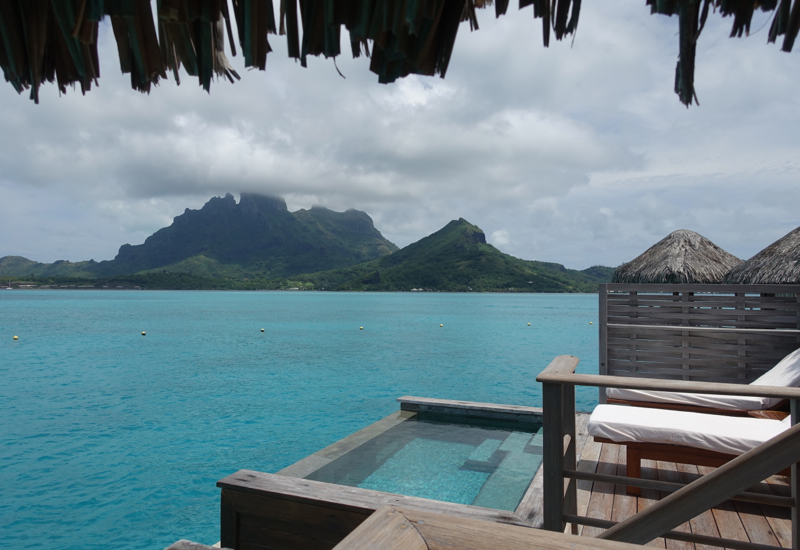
[
  {"left": 0, "top": 0, "right": 798, "bottom": 105},
  {"left": 613, "top": 229, "right": 742, "bottom": 284},
  {"left": 725, "top": 226, "right": 800, "bottom": 284},
  {"left": 0, "top": 0, "right": 579, "bottom": 103},
  {"left": 648, "top": 0, "right": 800, "bottom": 106}
]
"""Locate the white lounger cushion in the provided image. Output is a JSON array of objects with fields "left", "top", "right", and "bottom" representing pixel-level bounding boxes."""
[
  {"left": 606, "top": 347, "right": 800, "bottom": 410},
  {"left": 588, "top": 404, "right": 790, "bottom": 456},
  {"left": 604, "top": 389, "right": 770, "bottom": 410}
]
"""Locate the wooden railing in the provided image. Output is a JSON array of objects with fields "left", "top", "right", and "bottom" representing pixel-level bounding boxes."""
[
  {"left": 599, "top": 284, "right": 800, "bottom": 403},
  {"left": 537, "top": 355, "right": 800, "bottom": 550},
  {"left": 332, "top": 505, "right": 645, "bottom": 550}
]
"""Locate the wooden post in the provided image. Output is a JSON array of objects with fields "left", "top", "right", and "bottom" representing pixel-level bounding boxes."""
[
  {"left": 630, "top": 291, "right": 638, "bottom": 380},
  {"left": 543, "top": 382, "right": 564, "bottom": 532},
  {"left": 598, "top": 284, "right": 608, "bottom": 404},
  {"left": 792, "top": 399, "right": 799, "bottom": 550},
  {"left": 562, "top": 383, "right": 577, "bottom": 534},
  {"left": 220, "top": 491, "right": 237, "bottom": 549},
  {"left": 681, "top": 291, "right": 690, "bottom": 380},
  {"left": 736, "top": 292, "right": 747, "bottom": 381}
]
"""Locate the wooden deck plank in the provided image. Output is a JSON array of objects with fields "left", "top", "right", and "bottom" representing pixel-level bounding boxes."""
[
  {"left": 575, "top": 436, "right": 602, "bottom": 536},
  {"left": 638, "top": 459, "right": 666, "bottom": 548},
  {"left": 654, "top": 461, "right": 695, "bottom": 550},
  {"left": 696, "top": 466, "right": 749, "bottom": 550},
  {"left": 571, "top": 413, "right": 592, "bottom": 534},
  {"left": 731, "top": 499, "right": 780, "bottom": 548},
  {"left": 574, "top": 413, "right": 591, "bottom": 457},
  {"left": 675, "top": 464, "right": 723, "bottom": 550},
  {"left": 757, "top": 476, "right": 793, "bottom": 548},
  {"left": 583, "top": 443, "right": 622, "bottom": 537},
  {"left": 563, "top": 417, "right": 790, "bottom": 550},
  {"left": 708, "top": 503, "right": 748, "bottom": 550},
  {"left": 611, "top": 445, "right": 637, "bottom": 526}
]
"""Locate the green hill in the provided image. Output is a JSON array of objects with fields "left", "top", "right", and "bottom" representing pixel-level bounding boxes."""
[
  {"left": 295, "top": 219, "right": 611, "bottom": 292},
  {"left": 0, "top": 256, "right": 100, "bottom": 278},
  {"left": 0, "top": 193, "right": 398, "bottom": 278}
]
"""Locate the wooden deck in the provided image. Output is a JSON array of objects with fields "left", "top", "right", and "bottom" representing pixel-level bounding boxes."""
[{"left": 572, "top": 412, "right": 794, "bottom": 549}]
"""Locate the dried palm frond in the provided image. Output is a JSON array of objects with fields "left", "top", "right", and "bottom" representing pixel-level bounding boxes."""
[
  {"left": 725, "top": 226, "right": 800, "bottom": 284},
  {"left": 0, "top": 0, "right": 100, "bottom": 103},
  {"left": 613, "top": 229, "right": 742, "bottom": 284},
  {"left": 6, "top": 0, "right": 797, "bottom": 103},
  {"left": 649, "top": 0, "right": 800, "bottom": 106}
]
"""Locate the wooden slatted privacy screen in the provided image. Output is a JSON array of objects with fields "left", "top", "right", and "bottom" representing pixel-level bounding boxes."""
[{"left": 599, "top": 284, "right": 800, "bottom": 402}]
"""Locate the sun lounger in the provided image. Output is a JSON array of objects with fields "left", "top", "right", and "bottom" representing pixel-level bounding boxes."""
[
  {"left": 587, "top": 404, "right": 791, "bottom": 495},
  {"left": 606, "top": 348, "right": 800, "bottom": 414}
]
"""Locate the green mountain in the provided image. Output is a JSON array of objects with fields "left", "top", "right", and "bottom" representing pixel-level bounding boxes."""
[
  {"left": 1, "top": 198, "right": 614, "bottom": 291},
  {"left": 580, "top": 265, "right": 615, "bottom": 281},
  {"left": 0, "top": 193, "right": 398, "bottom": 278},
  {"left": 0, "top": 256, "right": 100, "bottom": 278},
  {"left": 294, "top": 218, "right": 611, "bottom": 292}
]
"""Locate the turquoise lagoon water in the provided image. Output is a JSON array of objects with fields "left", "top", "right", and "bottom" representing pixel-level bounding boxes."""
[{"left": 0, "top": 291, "right": 599, "bottom": 549}]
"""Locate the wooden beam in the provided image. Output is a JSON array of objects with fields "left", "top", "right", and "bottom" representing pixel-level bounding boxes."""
[
  {"left": 606, "top": 323, "right": 800, "bottom": 336},
  {"left": 543, "top": 381, "right": 565, "bottom": 531},
  {"left": 792, "top": 399, "right": 799, "bottom": 550},
  {"left": 219, "top": 491, "right": 237, "bottom": 549},
  {"left": 396, "top": 396, "right": 543, "bottom": 417},
  {"left": 537, "top": 369, "right": 800, "bottom": 399},
  {"left": 217, "top": 470, "right": 525, "bottom": 525},
  {"left": 599, "top": 283, "right": 609, "bottom": 405},
  {"left": 323, "top": 507, "right": 428, "bottom": 550},
  {"left": 563, "top": 384, "right": 577, "bottom": 534},
  {"left": 563, "top": 469, "right": 794, "bottom": 507},
  {"left": 604, "top": 284, "right": 800, "bottom": 295},
  {"left": 333, "top": 506, "right": 648, "bottom": 550},
  {"left": 538, "top": 355, "right": 581, "bottom": 377}
]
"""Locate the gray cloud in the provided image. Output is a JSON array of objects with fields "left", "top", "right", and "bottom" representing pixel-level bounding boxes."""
[{"left": 1, "top": 1, "right": 798, "bottom": 269}]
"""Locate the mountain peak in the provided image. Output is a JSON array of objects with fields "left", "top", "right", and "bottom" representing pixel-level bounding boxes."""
[
  {"left": 444, "top": 218, "right": 486, "bottom": 244},
  {"left": 239, "top": 193, "right": 288, "bottom": 214},
  {"left": 96, "top": 193, "right": 397, "bottom": 277},
  {"left": 297, "top": 218, "right": 609, "bottom": 292}
]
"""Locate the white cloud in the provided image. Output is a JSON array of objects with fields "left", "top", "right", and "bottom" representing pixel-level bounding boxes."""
[
  {"left": 0, "top": 1, "right": 798, "bottom": 268},
  {"left": 490, "top": 229, "right": 510, "bottom": 247}
]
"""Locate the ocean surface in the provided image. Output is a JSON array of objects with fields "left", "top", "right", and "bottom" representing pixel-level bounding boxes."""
[{"left": 0, "top": 290, "right": 600, "bottom": 549}]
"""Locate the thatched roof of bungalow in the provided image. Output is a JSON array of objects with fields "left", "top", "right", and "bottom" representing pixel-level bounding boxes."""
[
  {"left": 0, "top": 0, "right": 798, "bottom": 105},
  {"left": 725, "top": 226, "right": 800, "bottom": 284},
  {"left": 612, "top": 229, "right": 742, "bottom": 284}
]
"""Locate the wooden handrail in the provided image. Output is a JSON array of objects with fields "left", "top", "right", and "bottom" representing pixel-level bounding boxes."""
[
  {"left": 334, "top": 506, "right": 651, "bottom": 550},
  {"left": 537, "top": 368, "right": 800, "bottom": 399},
  {"left": 538, "top": 355, "right": 580, "bottom": 377},
  {"left": 599, "top": 420, "right": 800, "bottom": 545}
]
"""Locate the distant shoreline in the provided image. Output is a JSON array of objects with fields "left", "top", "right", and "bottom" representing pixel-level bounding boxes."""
[
  {"left": 0, "top": 271, "right": 604, "bottom": 293},
  {"left": 3, "top": 287, "right": 600, "bottom": 294}
]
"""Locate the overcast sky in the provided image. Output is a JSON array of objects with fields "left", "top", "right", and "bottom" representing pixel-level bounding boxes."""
[{"left": 1, "top": 1, "right": 798, "bottom": 270}]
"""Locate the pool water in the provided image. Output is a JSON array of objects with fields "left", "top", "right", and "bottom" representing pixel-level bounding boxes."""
[{"left": 304, "top": 414, "right": 543, "bottom": 511}]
